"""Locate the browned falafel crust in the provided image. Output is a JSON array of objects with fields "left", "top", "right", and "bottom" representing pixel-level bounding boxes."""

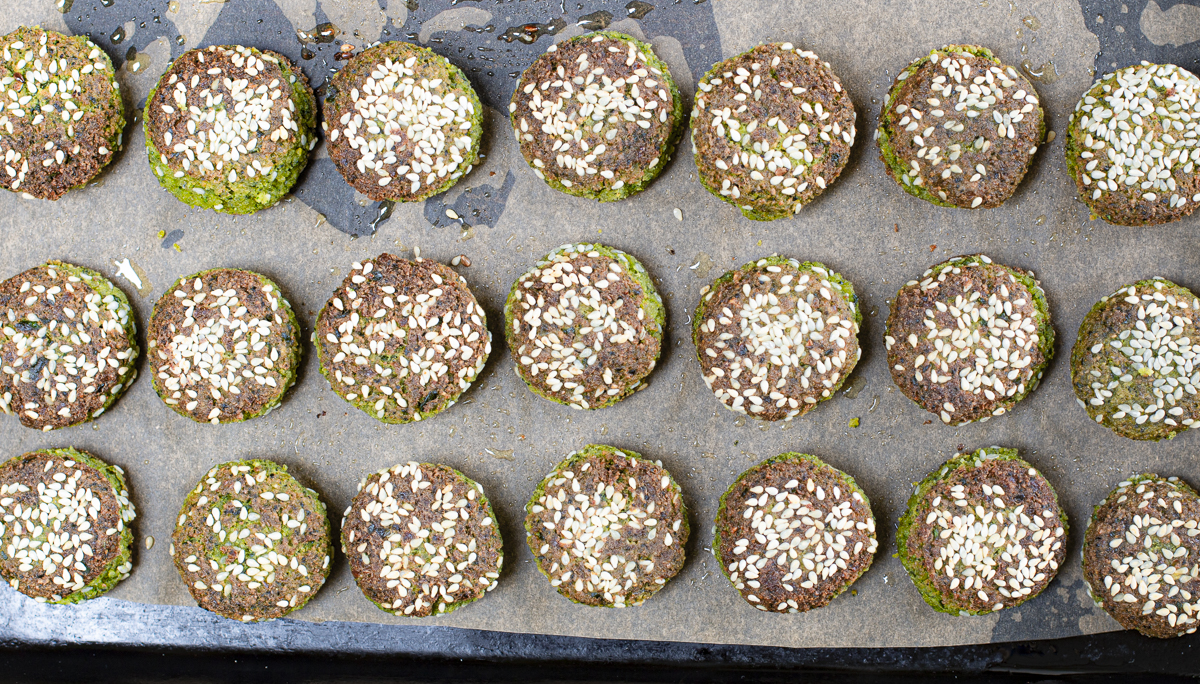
[{"left": 342, "top": 462, "right": 503, "bottom": 617}]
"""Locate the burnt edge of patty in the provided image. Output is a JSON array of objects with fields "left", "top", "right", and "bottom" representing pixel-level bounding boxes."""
[
  {"left": 713, "top": 452, "right": 877, "bottom": 613},
  {"left": 877, "top": 44, "right": 1043, "bottom": 209},
  {"left": 884, "top": 254, "right": 1054, "bottom": 425},
  {"left": 341, "top": 462, "right": 503, "bottom": 617}
]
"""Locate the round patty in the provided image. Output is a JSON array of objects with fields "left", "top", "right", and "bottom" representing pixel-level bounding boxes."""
[
  {"left": 713, "top": 452, "right": 877, "bottom": 614},
  {"left": 1066, "top": 63, "right": 1200, "bottom": 226},
  {"left": 342, "top": 462, "right": 503, "bottom": 617},
  {"left": 147, "top": 268, "right": 301, "bottom": 425},
  {"left": 0, "top": 448, "right": 134, "bottom": 604},
  {"left": 898, "top": 447, "right": 1067, "bottom": 615},
  {"left": 171, "top": 459, "right": 331, "bottom": 622},
  {"left": 504, "top": 243, "right": 663, "bottom": 410},
  {"left": 0, "top": 27, "right": 124, "bottom": 200},
  {"left": 324, "top": 41, "right": 481, "bottom": 203},
  {"left": 1071, "top": 279, "right": 1200, "bottom": 441},
  {"left": 144, "top": 45, "right": 316, "bottom": 214},
  {"left": 877, "top": 45, "right": 1043, "bottom": 209},
  {"left": 694, "top": 257, "right": 861, "bottom": 421},
  {"left": 692, "top": 43, "right": 856, "bottom": 220},
  {"left": 1083, "top": 474, "right": 1200, "bottom": 638},
  {"left": 885, "top": 254, "right": 1053, "bottom": 425},
  {"left": 509, "top": 31, "right": 683, "bottom": 201},
  {"left": 0, "top": 260, "right": 139, "bottom": 431},
  {"left": 525, "top": 444, "right": 688, "bottom": 607},
  {"left": 314, "top": 254, "right": 491, "bottom": 424}
]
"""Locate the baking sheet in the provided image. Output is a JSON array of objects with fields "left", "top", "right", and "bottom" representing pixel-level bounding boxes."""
[{"left": 0, "top": 0, "right": 1196, "bottom": 649}]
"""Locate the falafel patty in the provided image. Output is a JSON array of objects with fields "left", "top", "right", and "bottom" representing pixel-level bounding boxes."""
[
  {"left": 694, "top": 257, "right": 861, "bottom": 421},
  {"left": 314, "top": 254, "right": 491, "bottom": 424},
  {"left": 324, "top": 41, "right": 482, "bottom": 203},
  {"left": 1083, "top": 474, "right": 1200, "bottom": 638},
  {"left": 505, "top": 243, "right": 664, "bottom": 410},
  {"left": 898, "top": 447, "right": 1066, "bottom": 615},
  {"left": 509, "top": 31, "right": 683, "bottom": 201},
  {"left": 713, "top": 452, "right": 877, "bottom": 613},
  {"left": 171, "top": 459, "right": 331, "bottom": 622},
  {"left": 877, "top": 45, "right": 1043, "bottom": 209},
  {"left": 147, "top": 268, "right": 301, "bottom": 424},
  {"left": 885, "top": 254, "right": 1053, "bottom": 425},
  {"left": 144, "top": 45, "right": 316, "bottom": 214},
  {"left": 1065, "top": 63, "right": 1200, "bottom": 226},
  {"left": 0, "top": 448, "right": 135, "bottom": 603},
  {"left": 692, "top": 42, "right": 856, "bottom": 220},
  {"left": 0, "top": 27, "right": 124, "bottom": 200},
  {"left": 342, "top": 462, "right": 503, "bottom": 617},
  {"left": 0, "top": 260, "right": 138, "bottom": 430},
  {"left": 525, "top": 445, "right": 688, "bottom": 607}
]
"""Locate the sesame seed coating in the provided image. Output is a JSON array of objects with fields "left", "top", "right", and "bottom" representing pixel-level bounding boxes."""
[
  {"left": 314, "top": 254, "right": 491, "bottom": 424},
  {"left": 147, "top": 268, "right": 301, "bottom": 425},
  {"left": 692, "top": 43, "right": 856, "bottom": 221},
  {"left": 1083, "top": 474, "right": 1200, "bottom": 638},
  {"left": 885, "top": 254, "right": 1053, "bottom": 425},
  {"left": 1071, "top": 278, "right": 1200, "bottom": 441},
  {"left": 0, "top": 448, "right": 134, "bottom": 604},
  {"left": 0, "top": 27, "right": 124, "bottom": 200},
  {"left": 525, "top": 445, "right": 688, "bottom": 607},
  {"left": 1066, "top": 62, "right": 1200, "bottom": 226},
  {"left": 898, "top": 448, "right": 1067, "bottom": 615},
  {"left": 342, "top": 462, "right": 503, "bottom": 618},
  {"left": 713, "top": 453, "right": 877, "bottom": 614},
  {"left": 509, "top": 31, "right": 683, "bottom": 201},
  {"left": 0, "top": 260, "right": 139, "bottom": 431},
  {"left": 144, "top": 45, "right": 316, "bottom": 214},
  {"left": 877, "top": 45, "right": 1043, "bottom": 209},
  {"left": 504, "top": 243, "right": 664, "bottom": 410},
  {"left": 171, "top": 459, "right": 331, "bottom": 622},
  {"left": 694, "top": 257, "right": 861, "bottom": 421},
  {"left": 324, "top": 41, "right": 482, "bottom": 203}
]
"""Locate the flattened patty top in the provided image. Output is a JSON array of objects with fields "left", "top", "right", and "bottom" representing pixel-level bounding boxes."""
[
  {"left": 0, "top": 27, "right": 124, "bottom": 200},
  {"left": 1066, "top": 63, "right": 1200, "bottom": 226},
  {"left": 693, "top": 43, "right": 855, "bottom": 220},
  {"left": 0, "top": 261, "right": 138, "bottom": 431},
  {"left": 510, "top": 31, "right": 679, "bottom": 199},
  {"left": 878, "top": 45, "right": 1043, "bottom": 209},
  {"left": 315, "top": 254, "right": 491, "bottom": 424},
  {"left": 885, "top": 255, "right": 1052, "bottom": 425}
]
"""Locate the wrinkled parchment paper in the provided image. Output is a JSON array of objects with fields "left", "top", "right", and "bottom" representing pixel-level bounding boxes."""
[{"left": 3, "top": 0, "right": 1196, "bottom": 649}]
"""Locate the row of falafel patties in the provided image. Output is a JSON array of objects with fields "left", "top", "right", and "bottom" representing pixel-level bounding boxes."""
[
  {"left": 1, "top": 249, "right": 1193, "bottom": 442},
  {"left": 2, "top": 27, "right": 1198, "bottom": 226},
  {"left": 3, "top": 444, "right": 1196, "bottom": 640}
]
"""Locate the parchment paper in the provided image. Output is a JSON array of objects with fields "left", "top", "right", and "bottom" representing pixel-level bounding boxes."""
[{"left": 0, "top": 0, "right": 1196, "bottom": 649}]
